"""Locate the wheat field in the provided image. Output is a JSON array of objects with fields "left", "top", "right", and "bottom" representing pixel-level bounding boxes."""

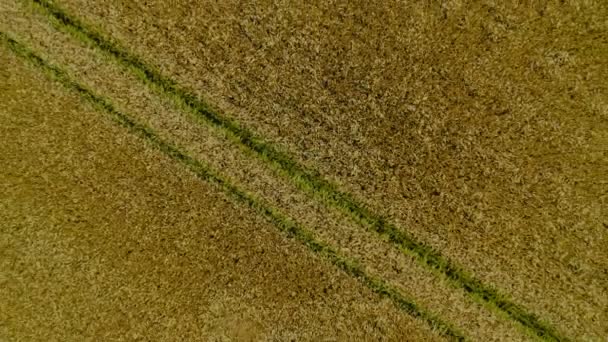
[{"left": 1, "top": 0, "right": 607, "bottom": 340}]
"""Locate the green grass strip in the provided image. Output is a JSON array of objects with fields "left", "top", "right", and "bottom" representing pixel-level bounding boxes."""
[
  {"left": 27, "top": 1, "right": 567, "bottom": 340},
  {"left": 0, "top": 31, "right": 467, "bottom": 341}
]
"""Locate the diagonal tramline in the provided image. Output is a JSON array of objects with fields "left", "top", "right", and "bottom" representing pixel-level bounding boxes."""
[
  {"left": 26, "top": 1, "right": 567, "bottom": 340},
  {"left": 0, "top": 31, "right": 466, "bottom": 341}
]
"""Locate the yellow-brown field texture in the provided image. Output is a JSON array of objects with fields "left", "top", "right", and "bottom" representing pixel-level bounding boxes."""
[
  {"left": 0, "top": 41, "right": 443, "bottom": 341},
  {"left": 1, "top": 0, "right": 606, "bottom": 341}
]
